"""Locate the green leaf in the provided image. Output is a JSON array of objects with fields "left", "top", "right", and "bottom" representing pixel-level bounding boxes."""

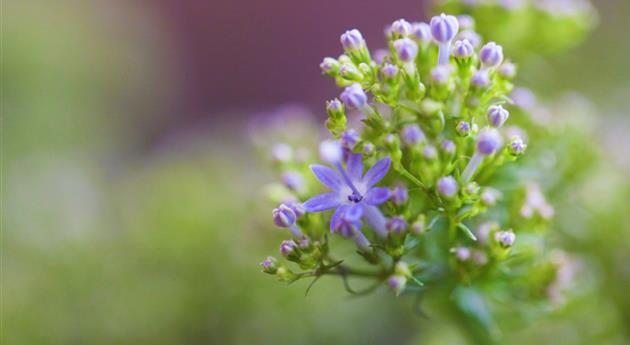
[{"left": 457, "top": 223, "right": 478, "bottom": 241}]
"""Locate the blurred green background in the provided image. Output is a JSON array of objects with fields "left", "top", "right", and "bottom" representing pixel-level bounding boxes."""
[{"left": 3, "top": 1, "right": 630, "bottom": 344}]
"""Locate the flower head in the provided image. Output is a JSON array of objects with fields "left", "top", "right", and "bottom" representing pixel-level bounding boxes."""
[
  {"left": 479, "top": 42, "right": 504, "bottom": 68},
  {"left": 411, "top": 22, "right": 432, "bottom": 43},
  {"left": 453, "top": 39, "right": 474, "bottom": 59},
  {"left": 340, "top": 29, "right": 365, "bottom": 51},
  {"left": 438, "top": 175, "right": 458, "bottom": 198},
  {"left": 476, "top": 128, "right": 503, "bottom": 155},
  {"left": 401, "top": 124, "right": 425, "bottom": 145},
  {"left": 391, "top": 19, "right": 412, "bottom": 37},
  {"left": 487, "top": 105, "right": 510, "bottom": 128},
  {"left": 393, "top": 38, "right": 419, "bottom": 62},
  {"left": 303, "top": 152, "right": 391, "bottom": 237}
]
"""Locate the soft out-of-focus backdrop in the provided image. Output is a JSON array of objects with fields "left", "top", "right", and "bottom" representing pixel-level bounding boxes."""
[{"left": 4, "top": 1, "right": 630, "bottom": 344}]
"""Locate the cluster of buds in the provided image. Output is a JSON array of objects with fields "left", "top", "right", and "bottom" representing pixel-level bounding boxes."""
[{"left": 259, "top": 13, "right": 566, "bottom": 334}]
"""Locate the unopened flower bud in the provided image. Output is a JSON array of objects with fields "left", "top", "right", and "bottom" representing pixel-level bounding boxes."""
[
  {"left": 411, "top": 22, "right": 432, "bottom": 43},
  {"left": 279, "top": 240, "right": 299, "bottom": 259},
  {"left": 386, "top": 216, "right": 408, "bottom": 234},
  {"left": 363, "top": 143, "right": 375, "bottom": 155},
  {"left": 437, "top": 175, "right": 458, "bottom": 198},
  {"left": 411, "top": 215, "right": 426, "bottom": 235},
  {"left": 508, "top": 136, "right": 527, "bottom": 156},
  {"left": 457, "top": 30, "right": 481, "bottom": 48},
  {"left": 430, "top": 13, "right": 459, "bottom": 43},
  {"left": 319, "top": 140, "right": 343, "bottom": 164},
  {"left": 391, "top": 185, "right": 409, "bottom": 205},
  {"left": 453, "top": 247, "right": 471, "bottom": 261},
  {"left": 281, "top": 171, "right": 304, "bottom": 192},
  {"left": 431, "top": 65, "right": 452, "bottom": 84},
  {"left": 391, "top": 19, "right": 412, "bottom": 37},
  {"left": 471, "top": 69, "right": 490, "bottom": 88},
  {"left": 381, "top": 63, "right": 399, "bottom": 80},
  {"left": 326, "top": 98, "right": 345, "bottom": 118},
  {"left": 423, "top": 145, "right": 438, "bottom": 160},
  {"left": 476, "top": 128, "right": 503, "bottom": 155},
  {"left": 472, "top": 250, "right": 488, "bottom": 265},
  {"left": 441, "top": 139, "right": 456, "bottom": 155},
  {"left": 495, "top": 230, "right": 516, "bottom": 248},
  {"left": 457, "top": 15, "right": 475, "bottom": 31},
  {"left": 273, "top": 204, "right": 297, "bottom": 227},
  {"left": 465, "top": 181, "right": 480, "bottom": 195},
  {"left": 284, "top": 200, "right": 306, "bottom": 218},
  {"left": 401, "top": 124, "right": 425, "bottom": 145},
  {"left": 373, "top": 49, "right": 389, "bottom": 64},
  {"left": 340, "top": 83, "right": 367, "bottom": 109},
  {"left": 387, "top": 275, "right": 407, "bottom": 295},
  {"left": 340, "top": 29, "right": 365, "bottom": 51},
  {"left": 260, "top": 256, "right": 279, "bottom": 274},
  {"left": 452, "top": 39, "right": 474, "bottom": 59},
  {"left": 339, "top": 64, "right": 363, "bottom": 81},
  {"left": 393, "top": 38, "right": 419, "bottom": 62},
  {"left": 341, "top": 130, "right": 360, "bottom": 150},
  {"left": 480, "top": 188, "right": 499, "bottom": 206},
  {"left": 487, "top": 105, "right": 510, "bottom": 128},
  {"left": 320, "top": 57, "right": 340, "bottom": 75},
  {"left": 456, "top": 121, "right": 472, "bottom": 136},
  {"left": 479, "top": 42, "right": 504, "bottom": 68},
  {"left": 499, "top": 62, "right": 516, "bottom": 79}
]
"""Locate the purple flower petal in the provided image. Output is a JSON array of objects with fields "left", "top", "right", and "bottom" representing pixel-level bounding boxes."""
[
  {"left": 311, "top": 165, "right": 343, "bottom": 191},
  {"left": 346, "top": 153, "right": 363, "bottom": 181},
  {"left": 364, "top": 187, "right": 391, "bottom": 205},
  {"left": 303, "top": 192, "right": 341, "bottom": 212},
  {"left": 344, "top": 203, "right": 364, "bottom": 222},
  {"left": 363, "top": 157, "right": 391, "bottom": 187},
  {"left": 330, "top": 205, "right": 349, "bottom": 232}
]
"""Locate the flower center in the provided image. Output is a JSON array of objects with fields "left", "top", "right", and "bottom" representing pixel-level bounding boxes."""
[{"left": 347, "top": 193, "right": 363, "bottom": 203}]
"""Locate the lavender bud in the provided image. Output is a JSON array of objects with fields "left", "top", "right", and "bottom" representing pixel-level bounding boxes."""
[
  {"left": 455, "top": 121, "right": 472, "bottom": 138},
  {"left": 487, "top": 105, "right": 510, "bottom": 128},
  {"left": 363, "top": 143, "right": 375, "bottom": 155},
  {"left": 452, "top": 39, "right": 474, "bottom": 59},
  {"left": 411, "top": 215, "right": 426, "bottom": 235},
  {"left": 453, "top": 247, "right": 471, "bottom": 261},
  {"left": 401, "top": 124, "right": 425, "bottom": 145},
  {"left": 481, "top": 188, "right": 500, "bottom": 206},
  {"left": 279, "top": 240, "right": 299, "bottom": 258},
  {"left": 431, "top": 65, "right": 452, "bottom": 84},
  {"left": 476, "top": 128, "right": 503, "bottom": 155},
  {"left": 441, "top": 139, "right": 456, "bottom": 155},
  {"left": 339, "top": 64, "right": 363, "bottom": 81},
  {"left": 320, "top": 57, "right": 340, "bottom": 75},
  {"left": 273, "top": 204, "right": 297, "bottom": 227},
  {"left": 465, "top": 182, "right": 480, "bottom": 195},
  {"left": 499, "top": 62, "right": 516, "bottom": 79},
  {"left": 472, "top": 250, "right": 488, "bottom": 265},
  {"left": 411, "top": 22, "right": 432, "bottom": 43},
  {"left": 391, "top": 185, "right": 409, "bottom": 205},
  {"left": 340, "top": 83, "right": 367, "bottom": 109},
  {"left": 281, "top": 171, "right": 304, "bottom": 192},
  {"left": 271, "top": 143, "right": 293, "bottom": 162},
  {"left": 495, "top": 230, "right": 516, "bottom": 248},
  {"left": 393, "top": 38, "right": 419, "bottom": 62},
  {"left": 381, "top": 63, "right": 399, "bottom": 80},
  {"left": 457, "top": 30, "right": 481, "bottom": 48},
  {"left": 326, "top": 98, "right": 345, "bottom": 118},
  {"left": 437, "top": 175, "right": 458, "bottom": 198},
  {"left": 341, "top": 129, "right": 360, "bottom": 149},
  {"left": 298, "top": 238, "right": 313, "bottom": 250},
  {"left": 387, "top": 275, "right": 407, "bottom": 295},
  {"left": 260, "top": 256, "right": 279, "bottom": 274},
  {"left": 340, "top": 29, "right": 365, "bottom": 51},
  {"left": 479, "top": 42, "right": 504, "bottom": 68},
  {"left": 508, "top": 136, "right": 527, "bottom": 156},
  {"left": 423, "top": 145, "right": 438, "bottom": 160},
  {"left": 430, "top": 13, "right": 459, "bottom": 43},
  {"left": 319, "top": 140, "right": 343, "bottom": 164},
  {"left": 391, "top": 19, "right": 412, "bottom": 37},
  {"left": 471, "top": 69, "right": 490, "bottom": 88},
  {"left": 386, "top": 216, "right": 408, "bottom": 234},
  {"left": 457, "top": 15, "right": 475, "bottom": 31}
]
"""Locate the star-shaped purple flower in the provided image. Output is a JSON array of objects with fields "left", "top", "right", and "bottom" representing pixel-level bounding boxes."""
[{"left": 303, "top": 153, "right": 391, "bottom": 238}]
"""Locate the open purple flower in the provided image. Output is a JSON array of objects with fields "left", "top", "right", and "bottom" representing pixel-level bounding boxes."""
[{"left": 303, "top": 153, "right": 391, "bottom": 238}]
